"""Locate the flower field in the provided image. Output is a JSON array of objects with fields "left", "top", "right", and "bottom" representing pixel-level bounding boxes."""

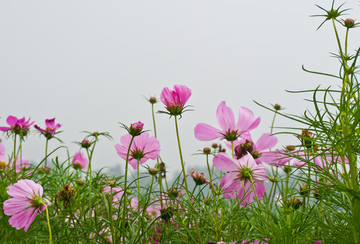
[{"left": 1, "top": 2, "right": 360, "bottom": 244}]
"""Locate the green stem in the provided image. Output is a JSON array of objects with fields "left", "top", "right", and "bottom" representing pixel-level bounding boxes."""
[
  {"left": 121, "top": 135, "right": 135, "bottom": 243},
  {"left": 44, "top": 204, "right": 52, "bottom": 244},
  {"left": 137, "top": 160, "right": 141, "bottom": 213},
  {"left": 45, "top": 139, "right": 49, "bottom": 167}
]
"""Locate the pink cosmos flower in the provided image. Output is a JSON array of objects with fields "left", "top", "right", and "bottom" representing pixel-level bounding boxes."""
[
  {"left": 3, "top": 179, "right": 46, "bottom": 232},
  {"left": 194, "top": 101, "right": 260, "bottom": 142},
  {"left": 227, "top": 133, "right": 277, "bottom": 165},
  {"left": 213, "top": 152, "right": 267, "bottom": 206},
  {"left": 262, "top": 149, "right": 293, "bottom": 167},
  {"left": 131, "top": 197, "right": 161, "bottom": 218},
  {"left": 72, "top": 152, "right": 88, "bottom": 170},
  {"left": 0, "top": 115, "right": 34, "bottom": 135},
  {"left": 34, "top": 118, "right": 61, "bottom": 139},
  {"left": 160, "top": 85, "right": 192, "bottom": 116},
  {"left": 115, "top": 132, "right": 160, "bottom": 169}
]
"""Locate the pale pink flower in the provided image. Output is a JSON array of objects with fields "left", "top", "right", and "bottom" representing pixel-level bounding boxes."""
[
  {"left": 194, "top": 101, "right": 260, "bottom": 142},
  {"left": 9, "top": 158, "right": 30, "bottom": 173},
  {"left": 131, "top": 197, "right": 161, "bottom": 218},
  {"left": 213, "top": 153, "right": 267, "bottom": 206},
  {"left": 262, "top": 149, "right": 293, "bottom": 167},
  {"left": 115, "top": 132, "right": 160, "bottom": 169},
  {"left": 160, "top": 85, "right": 191, "bottom": 116},
  {"left": 0, "top": 143, "right": 6, "bottom": 162},
  {"left": 102, "top": 186, "right": 124, "bottom": 202},
  {"left": 3, "top": 179, "right": 46, "bottom": 232},
  {"left": 34, "top": 118, "right": 61, "bottom": 139},
  {"left": 0, "top": 115, "right": 34, "bottom": 135},
  {"left": 72, "top": 152, "right": 88, "bottom": 170}
]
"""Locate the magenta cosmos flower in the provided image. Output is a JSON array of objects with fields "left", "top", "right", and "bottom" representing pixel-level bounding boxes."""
[
  {"left": 72, "top": 152, "right": 88, "bottom": 170},
  {"left": 3, "top": 179, "right": 46, "bottom": 232},
  {"left": 128, "top": 121, "right": 144, "bottom": 136},
  {"left": 0, "top": 115, "right": 34, "bottom": 135},
  {"left": 34, "top": 118, "right": 61, "bottom": 139},
  {"left": 213, "top": 152, "right": 267, "bottom": 206},
  {"left": 194, "top": 101, "right": 260, "bottom": 142},
  {"left": 160, "top": 85, "right": 192, "bottom": 116},
  {"left": 115, "top": 132, "right": 160, "bottom": 169},
  {"left": 228, "top": 133, "right": 278, "bottom": 165}
]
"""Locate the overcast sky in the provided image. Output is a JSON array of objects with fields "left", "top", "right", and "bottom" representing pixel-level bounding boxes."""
[{"left": 1, "top": 1, "right": 359, "bottom": 178}]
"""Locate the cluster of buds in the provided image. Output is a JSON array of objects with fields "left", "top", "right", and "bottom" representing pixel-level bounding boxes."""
[
  {"left": 190, "top": 169, "right": 210, "bottom": 185},
  {"left": 235, "top": 140, "right": 260, "bottom": 159},
  {"left": 285, "top": 197, "right": 303, "bottom": 210}
]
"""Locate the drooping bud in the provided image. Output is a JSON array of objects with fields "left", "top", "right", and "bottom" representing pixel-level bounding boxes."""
[
  {"left": 129, "top": 121, "right": 144, "bottom": 136},
  {"left": 190, "top": 168, "right": 210, "bottom": 185}
]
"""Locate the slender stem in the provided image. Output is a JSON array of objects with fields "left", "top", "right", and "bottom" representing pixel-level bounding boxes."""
[
  {"left": 45, "top": 139, "right": 49, "bottom": 167},
  {"left": 270, "top": 111, "right": 277, "bottom": 135},
  {"left": 174, "top": 116, "right": 190, "bottom": 197},
  {"left": 137, "top": 160, "right": 141, "bottom": 213},
  {"left": 121, "top": 135, "right": 135, "bottom": 243},
  {"left": 110, "top": 187, "right": 115, "bottom": 244},
  {"left": 44, "top": 204, "right": 52, "bottom": 244},
  {"left": 13, "top": 135, "right": 17, "bottom": 172}
]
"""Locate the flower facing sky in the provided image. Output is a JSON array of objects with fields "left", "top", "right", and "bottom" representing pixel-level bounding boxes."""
[
  {"left": 115, "top": 132, "right": 160, "bottom": 169},
  {"left": 194, "top": 101, "right": 260, "bottom": 142},
  {"left": 34, "top": 118, "right": 61, "bottom": 139},
  {"left": 213, "top": 152, "right": 267, "bottom": 206},
  {"left": 0, "top": 115, "right": 34, "bottom": 136},
  {"left": 3, "top": 179, "right": 46, "bottom": 232},
  {"left": 72, "top": 152, "right": 88, "bottom": 170},
  {"left": 160, "top": 85, "right": 191, "bottom": 116}
]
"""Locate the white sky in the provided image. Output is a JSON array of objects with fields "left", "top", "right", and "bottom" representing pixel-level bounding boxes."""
[{"left": 1, "top": 0, "right": 359, "bottom": 178}]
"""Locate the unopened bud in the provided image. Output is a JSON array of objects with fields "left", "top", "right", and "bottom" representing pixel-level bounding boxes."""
[
  {"left": 168, "top": 187, "right": 179, "bottom": 198},
  {"left": 203, "top": 198, "right": 211, "bottom": 205},
  {"left": 76, "top": 179, "right": 85, "bottom": 186},
  {"left": 269, "top": 176, "right": 279, "bottom": 183},
  {"left": 203, "top": 147, "right": 211, "bottom": 154},
  {"left": 108, "top": 180, "right": 117, "bottom": 187},
  {"left": 148, "top": 168, "right": 159, "bottom": 176},
  {"left": 160, "top": 206, "right": 173, "bottom": 221},
  {"left": 0, "top": 161, "right": 7, "bottom": 168},
  {"left": 129, "top": 121, "right": 144, "bottom": 136},
  {"left": 344, "top": 18, "right": 355, "bottom": 28},
  {"left": 81, "top": 138, "right": 91, "bottom": 149},
  {"left": 283, "top": 165, "right": 291, "bottom": 174},
  {"left": 149, "top": 96, "right": 157, "bottom": 104},
  {"left": 299, "top": 184, "right": 310, "bottom": 196},
  {"left": 211, "top": 143, "right": 218, "bottom": 149},
  {"left": 286, "top": 145, "right": 295, "bottom": 151},
  {"left": 274, "top": 104, "right": 281, "bottom": 110}
]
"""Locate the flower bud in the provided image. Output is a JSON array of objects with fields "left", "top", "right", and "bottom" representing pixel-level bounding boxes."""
[
  {"left": 211, "top": 143, "right": 218, "bottom": 149},
  {"left": 160, "top": 206, "right": 173, "bottom": 221},
  {"left": 129, "top": 121, "right": 144, "bottom": 136},
  {"left": 203, "top": 147, "right": 211, "bottom": 154},
  {"left": 283, "top": 165, "right": 291, "bottom": 174},
  {"left": 76, "top": 179, "right": 85, "bottom": 186},
  {"left": 269, "top": 176, "right": 279, "bottom": 183},
  {"left": 286, "top": 145, "right": 295, "bottom": 151},
  {"left": 108, "top": 180, "right": 117, "bottom": 187},
  {"left": 299, "top": 184, "right": 310, "bottom": 196},
  {"left": 81, "top": 138, "right": 91, "bottom": 149},
  {"left": 149, "top": 96, "right": 157, "bottom": 104},
  {"left": 344, "top": 18, "right": 355, "bottom": 28},
  {"left": 203, "top": 198, "right": 211, "bottom": 205},
  {"left": 168, "top": 187, "right": 179, "bottom": 198},
  {"left": 148, "top": 167, "right": 159, "bottom": 176},
  {"left": 274, "top": 104, "right": 281, "bottom": 110}
]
